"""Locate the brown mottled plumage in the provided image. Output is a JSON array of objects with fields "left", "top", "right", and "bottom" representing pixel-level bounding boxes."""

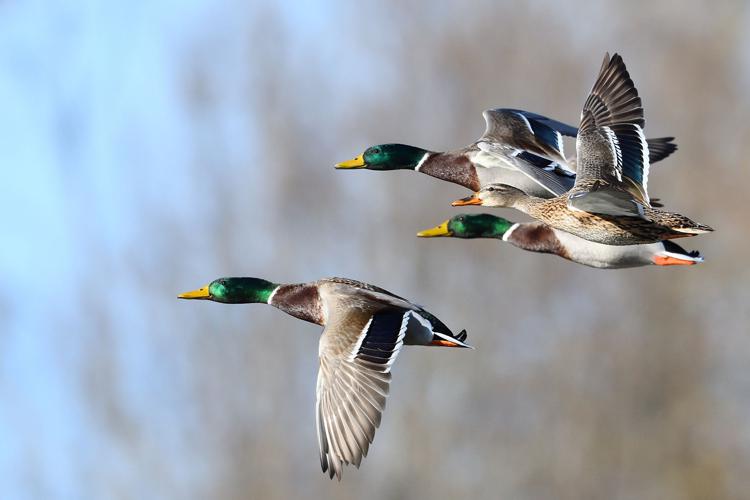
[
  {"left": 459, "top": 183, "right": 712, "bottom": 245},
  {"left": 517, "top": 184, "right": 711, "bottom": 244}
]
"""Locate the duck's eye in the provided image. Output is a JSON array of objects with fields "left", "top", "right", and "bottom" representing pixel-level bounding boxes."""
[
  {"left": 487, "top": 187, "right": 496, "bottom": 192},
  {"left": 371, "top": 148, "right": 380, "bottom": 154}
]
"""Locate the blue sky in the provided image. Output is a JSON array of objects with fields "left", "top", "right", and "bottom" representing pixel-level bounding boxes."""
[{"left": 1, "top": 2, "right": 267, "bottom": 497}]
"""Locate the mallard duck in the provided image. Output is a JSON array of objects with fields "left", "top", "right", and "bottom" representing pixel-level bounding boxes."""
[
  {"left": 178, "top": 276, "right": 470, "bottom": 480},
  {"left": 335, "top": 115, "right": 676, "bottom": 198},
  {"left": 418, "top": 213, "right": 704, "bottom": 269},
  {"left": 452, "top": 54, "right": 713, "bottom": 245}
]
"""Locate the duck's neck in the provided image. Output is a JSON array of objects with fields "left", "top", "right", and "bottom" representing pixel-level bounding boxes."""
[
  {"left": 269, "top": 283, "right": 325, "bottom": 326},
  {"left": 418, "top": 152, "right": 480, "bottom": 191},
  {"left": 507, "top": 194, "right": 546, "bottom": 217}
]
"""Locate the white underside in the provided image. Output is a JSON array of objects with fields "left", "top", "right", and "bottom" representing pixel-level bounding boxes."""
[{"left": 551, "top": 229, "right": 666, "bottom": 269}]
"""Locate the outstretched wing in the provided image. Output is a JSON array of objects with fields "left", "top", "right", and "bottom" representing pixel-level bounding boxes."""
[
  {"left": 568, "top": 136, "right": 677, "bottom": 170},
  {"left": 477, "top": 141, "right": 575, "bottom": 196},
  {"left": 478, "top": 109, "right": 576, "bottom": 196},
  {"left": 512, "top": 109, "right": 677, "bottom": 168},
  {"left": 503, "top": 108, "right": 580, "bottom": 138},
  {"left": 480, "top": 108, "right": 569, "bottom": 165},
  {"left": 574, "top": 53, "right": 650, "bottom": 204},
  {"left": 570, "top": 53, "right": 652, "bottom": 218},
  {"left": 314, "top": 279, "right": 468, "bottom": 479},
  {"left": 316, "top": 308, "right": 404, "bottom": 480},
  {"left": 316, "top": 306, "right": 454, "bottom": 479}
]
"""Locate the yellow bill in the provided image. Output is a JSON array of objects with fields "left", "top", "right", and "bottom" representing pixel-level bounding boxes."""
[
  {"left": 335, "top": 154, "right": 366, "bottom": 169},
  {"left": 417, "top": 220, "right": 451, "bottom": 238},
  {"left": 178, "top": 285, "right": 210, "bottom": 299}
]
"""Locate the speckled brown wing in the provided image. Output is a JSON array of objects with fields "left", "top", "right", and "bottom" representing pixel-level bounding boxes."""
[
  {"left": 572, "top": 53, "right": 651, "bottom": 217},
  {"left": 567, "top": 137, "right": 676, "bottom": 170}
]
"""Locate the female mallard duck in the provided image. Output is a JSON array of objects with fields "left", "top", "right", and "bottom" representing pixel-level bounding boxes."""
[
  {"left": 453, "top": 53, "right": 713, "bottom": 245},
  {"left": 178, "top": 276, "right": 469, "bottom": 480},
  {"left": 336, "top": 115, "right": 676, "bottom": 198},
  {"left": 418, "top": 213, "right": 704, "bottom": 269}
]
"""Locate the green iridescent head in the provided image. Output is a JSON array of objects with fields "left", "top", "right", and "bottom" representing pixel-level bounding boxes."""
[
  {"left": 178, "top": 277, "right": 279, "bottom": 304},
  {"left": 417, "top": 214, "right": 514, "bottom": 239},
  {"left": 335, "top": 144, "right": 431, "bottom": 171}
]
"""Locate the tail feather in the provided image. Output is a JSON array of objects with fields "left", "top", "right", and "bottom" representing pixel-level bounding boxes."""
[
  {"left": 658, "top": 212, "right": 714, "bottom": 234},
  {"left": 673, "top": 223, "right": 714, "bottom": 234},
  {"left": 455, "top": 330, "right": 468, "bottom": 343},
  {"left": 662, "top": 240, "right": 702, "bottom": 258},
  {"left": 432, "top": 328, "right": 472, "bottom": 349},
  {"left": 655, "top": 240, "right": 704, "bottom": 265},
  {"left": 646, "top": 137, "right": 678, "bottom": 164}
]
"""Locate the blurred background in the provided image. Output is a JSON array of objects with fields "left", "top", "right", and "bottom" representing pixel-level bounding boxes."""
[{"left": 1, "top": 0, "right": 749, "bottom": 498}]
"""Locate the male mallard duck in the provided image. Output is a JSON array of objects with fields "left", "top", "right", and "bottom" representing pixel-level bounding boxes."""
[
  {"left": 452, "top": 54, "right": 713, "bottom": 245},
  {"left": 178, "top": 276, "right": 469, "bottom": 480},
  {"left": 335, "top": 114, "right": 676, "bottom": 198},
  {"left": 418, "top": 213, "right": 704, "bottom": 269}
]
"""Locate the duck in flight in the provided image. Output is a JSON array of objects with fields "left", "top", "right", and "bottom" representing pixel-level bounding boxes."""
[
  {"left": 452, "top": 53, "right": 713, "bottom": 245},
  {"left": 178, "top": 276, "right": 469, "bottom": 480},
  {"left": 336, "top": 109, "right": 676, "bottom": 198},
  {"left": 418, "top": 213, "right": 704, "bottom": 269}
]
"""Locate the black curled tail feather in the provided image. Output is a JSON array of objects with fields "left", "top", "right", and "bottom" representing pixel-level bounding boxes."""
[
  {"left": 662, "top": 240, "right": 701, "bottom": 258},
  {"left": 455, "top": 330, "right": 468, "bottom": 343}
]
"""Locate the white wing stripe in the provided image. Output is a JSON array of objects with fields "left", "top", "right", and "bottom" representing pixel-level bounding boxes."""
[
  {"left": 601, "top": 125, "right": 623, "bottom": 180},
  {"left": 346, "top": 317, "right": 372, "bottom": 362},
  {"left": 513, "top": 111, "right": 534, "bottom": 134},
  {"left": 636, "top": 124, "right": 650, "bottom": 199}
]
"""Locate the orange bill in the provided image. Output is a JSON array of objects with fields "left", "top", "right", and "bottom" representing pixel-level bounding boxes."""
[{"left": 451, "top": 194, "right": 482, "bottom": 206}]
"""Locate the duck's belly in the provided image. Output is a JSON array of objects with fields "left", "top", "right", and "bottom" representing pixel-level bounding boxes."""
[{"left": 552, "top": 229, "right": 661, "bottom": 268}]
